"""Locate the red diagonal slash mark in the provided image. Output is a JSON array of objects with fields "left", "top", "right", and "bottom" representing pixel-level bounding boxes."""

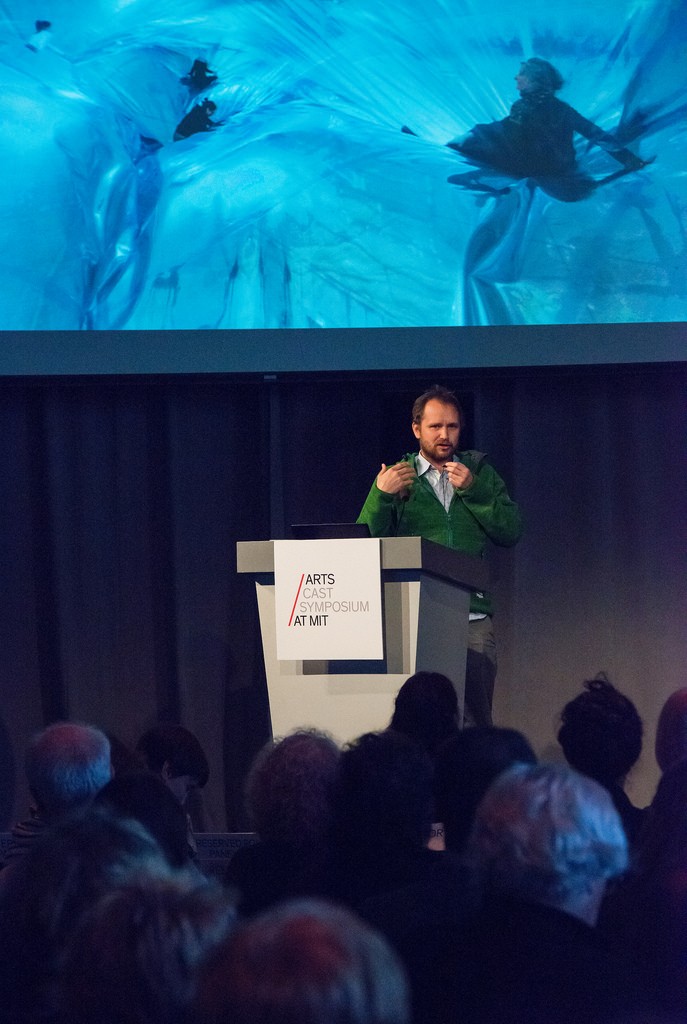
[{"left": 288, "top": 573, "right": 305, "bottom": 626}]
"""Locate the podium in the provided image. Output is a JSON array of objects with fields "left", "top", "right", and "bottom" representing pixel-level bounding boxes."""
[{"left": 237, "top": 537, "right": 487, "bottom": 742}]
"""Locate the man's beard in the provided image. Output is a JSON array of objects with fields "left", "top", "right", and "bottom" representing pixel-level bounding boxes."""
[{"left": 422, "top": 440, "right": 456, "bottom": 465}]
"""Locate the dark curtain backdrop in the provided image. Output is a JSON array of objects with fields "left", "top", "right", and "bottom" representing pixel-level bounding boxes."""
[
  {"left": 503, "top": 364, "right": 687, "bottom": 802},
  {"left": 1, "top": 363, "right": 685, "bottom": 827},
  {"left": 0, "top": 377, "right": 272, "bottom": 830}
]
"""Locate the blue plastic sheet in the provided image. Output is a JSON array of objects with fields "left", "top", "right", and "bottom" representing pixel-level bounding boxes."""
[{"left": 0, "top": 0, "right": 684, "bottom": 328}]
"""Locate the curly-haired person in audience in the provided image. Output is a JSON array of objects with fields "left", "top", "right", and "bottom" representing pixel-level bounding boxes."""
[
  {"left": 226, "top": 729, "right": 340, "bottom": 916},
  {"left": 557, "top": 673, "right": 646, "bottom": 848}
]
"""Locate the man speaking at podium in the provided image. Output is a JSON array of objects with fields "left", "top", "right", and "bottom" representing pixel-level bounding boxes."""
[{"left": 357, "top": 385, "right": 522, "bottom": 726}]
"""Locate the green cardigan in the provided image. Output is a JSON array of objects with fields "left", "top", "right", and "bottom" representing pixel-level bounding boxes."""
[{"left": 356, "top": 450, "right": 522, "bottom": 615}]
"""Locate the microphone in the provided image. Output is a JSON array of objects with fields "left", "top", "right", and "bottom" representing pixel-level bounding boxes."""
[{"left": 398, "top": 454, "right": 412, "bottom": 500}]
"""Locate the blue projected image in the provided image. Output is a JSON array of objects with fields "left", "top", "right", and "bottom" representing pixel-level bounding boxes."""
[{"left": 0, "top": 0, "right": 684, "bottom": 330}]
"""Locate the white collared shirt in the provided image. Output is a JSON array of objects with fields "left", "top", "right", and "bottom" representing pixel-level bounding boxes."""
[
  {"left": 416, "top": 452, "right": 486, "bottom": 619},
  {"left": 416, "top": 452, "right": 458, "bottom": 512}
]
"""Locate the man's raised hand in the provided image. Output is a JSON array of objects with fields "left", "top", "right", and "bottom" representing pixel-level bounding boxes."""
[
  {"left": 445, "top": 461, "right": 474, "bottom": 491},
  {"left": 376, "top": 461, "right": 417, "bottom": 496}
]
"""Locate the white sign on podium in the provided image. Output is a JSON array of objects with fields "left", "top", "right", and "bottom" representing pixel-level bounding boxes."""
[{"left": 274, "top": 538, "right": 383, "bottom": 661}]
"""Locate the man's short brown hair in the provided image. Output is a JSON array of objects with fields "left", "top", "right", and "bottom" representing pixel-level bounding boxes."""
[{"left": 411, "top": 385, "right": 463, "bottom": 427}]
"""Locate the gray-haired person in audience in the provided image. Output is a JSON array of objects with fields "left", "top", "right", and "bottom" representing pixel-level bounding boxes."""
[
  {"left": 460, "top": 762, "right": 636, "bottom": 1024},
  {"left": 1, "top": 721, "right": 111, "bottom": 872}
]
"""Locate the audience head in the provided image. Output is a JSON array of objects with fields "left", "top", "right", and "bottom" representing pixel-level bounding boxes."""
[
  {"left": 0, "top": 804, "right": 172, "bottom": 945},
  {"left": 332, "top": 730, "right": 434, "bottom": 852},
  {"left": 468, "top": 762, "right": 628, "bottom": 924},
  {"left": 194, "top": 899, "right": 410, "bottom": 1024},
  {"left": 245, "top": 729, "right": 340, "bottom": 847},
  {"left": 654, "top": 687, "right": 687, "bottom": 773},
  {"left": 60, "top": 875, "right": 236, "bottom": 1024},
  {"left": 25, "top": 721, "right": 112, "bottom": 822},
  {"left": 434, "top": 726, "right": 537, "bottom": 852},
  {"left": 95, "top": 771, "right": 193, "bottom": 869},
  {"left": 0, "top": 806, "right": 172, "bottom": 1020},
  {"left": 557, "top": 674, "right": 643, "bottom": 786},
  {"left": 389, "top": 671, "right": 459, "bottom": 757},
  {"left": 636, "top": 758, "right": 687, "bottom": 876},
  {"left": 136, "top": 724, "right": 209, "bottom": 804}
]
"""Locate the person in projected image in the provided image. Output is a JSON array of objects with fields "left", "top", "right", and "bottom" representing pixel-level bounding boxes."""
[
  {"left": 174, "top": 98, "right": 222, "bottom": 142},
  {"left": 404, "top": 57, "right": 652, "bottom": 201},
  {"left": 180, "top": 58, "right": 218, "bottom": 96}
]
